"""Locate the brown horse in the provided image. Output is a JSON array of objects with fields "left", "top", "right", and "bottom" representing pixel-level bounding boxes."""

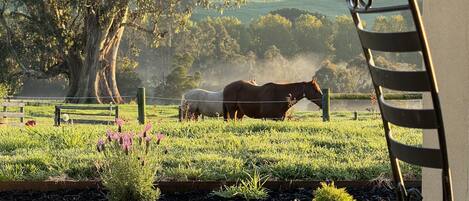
[{"left": 223, "top": 79, "right": 323, "bottom": 121}]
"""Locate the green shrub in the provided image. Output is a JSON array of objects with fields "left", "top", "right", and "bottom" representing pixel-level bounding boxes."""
[
  {"left": 313, "top": 182, "right": 355, "bottom": 201},
  {"left": 213, "top": 169, "right": 269, "bottom": 200},
  {"left": 0, "top": 83, "right": 8, "bottom": 100},
  {"left": 96, "top": 120, "right": 165, "bottom": 201}
]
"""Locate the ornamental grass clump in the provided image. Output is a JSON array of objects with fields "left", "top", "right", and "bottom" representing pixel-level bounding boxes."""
[
  {"left": 96, "top": 119, "right": 165, "bottom": 201},
  {"left": 213, "top": 169, "right": 269, "bottom": 200},
  {"left": 313, "top": 182, "right": 355, "bottom": 201}
]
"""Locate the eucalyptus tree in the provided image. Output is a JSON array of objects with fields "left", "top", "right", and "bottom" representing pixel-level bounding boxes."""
[{"left": 0, "top": 0, "right": 244, "bottom": 103}]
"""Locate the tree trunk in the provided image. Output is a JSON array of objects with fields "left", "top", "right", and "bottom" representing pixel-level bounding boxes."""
[
  {"left": 69, "top": 7, "right": 127, "bottom": 104},
  {"left": 65, "top": 53, "right": 82, "bottom": 103},
  {"left": 103, "top": 18, "right": 126, "bottom": 104}
]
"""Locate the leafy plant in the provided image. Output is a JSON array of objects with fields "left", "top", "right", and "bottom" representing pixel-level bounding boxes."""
[
  {"left": 313, "top": 182, "right": 355, "bottom": 201},
  {"left": 0, "top": 83, "right": 8, "bottom": 100},
  {"left": 96, "top": 120, "right": 165, "bottom": 201},
  {"left": 213, "top": 168, "right": 269, "bottom": 200}
]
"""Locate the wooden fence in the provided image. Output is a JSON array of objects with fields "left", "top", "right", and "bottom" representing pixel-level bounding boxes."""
[
  {"left": 54, "top": 105, "right": 119, "bottom": 126},
  {"left": 0, "top": 102, "right": 25, "bottom": 126}
]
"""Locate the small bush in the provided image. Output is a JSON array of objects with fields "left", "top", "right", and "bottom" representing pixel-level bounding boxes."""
[
  {"left": 213, "top": 169, "right": 269, "bottom": 200},
  {"left": 0, "top": 83, "right": 8, "bottom": 100},
  {"left": 96, "top": 120, "right": 165, "bottom": 201},
  {"left": 313, "top": 182, "right": 355, "bottom": 201}
]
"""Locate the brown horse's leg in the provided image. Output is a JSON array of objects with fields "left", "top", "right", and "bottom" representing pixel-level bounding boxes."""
[
  {"left": 194, "top": 109, "right": 201, "bottom": 121},
  {"left": 223, "top": 103, "right": 230, "bottom": 121},
  {"left": 236, "top": 110, "right": 244, "bottom": 120},
  {"left": 224, "top": 103, "right": 237, "bottom": 121}
]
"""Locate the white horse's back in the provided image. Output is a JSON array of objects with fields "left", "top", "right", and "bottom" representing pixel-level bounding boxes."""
[{"left": 182, "top": 89, "right": 223, "bottom": 118}]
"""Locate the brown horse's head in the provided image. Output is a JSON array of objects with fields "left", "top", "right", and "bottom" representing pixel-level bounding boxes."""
[{"left": 304, "top": 78, "right": 323, "bottom": 109}]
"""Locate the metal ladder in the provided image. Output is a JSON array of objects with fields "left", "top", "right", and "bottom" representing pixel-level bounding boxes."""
[{"left": 347, "top": 0, "right": 453, "bottom": 200}]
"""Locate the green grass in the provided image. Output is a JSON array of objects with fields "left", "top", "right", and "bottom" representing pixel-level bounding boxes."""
[{"left": 0, "top": 104, "right": 422, "bottom": 182}]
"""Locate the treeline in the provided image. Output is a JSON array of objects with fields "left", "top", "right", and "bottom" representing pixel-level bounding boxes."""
[
  {"left": 141, "top": 8, "right": 419, "bottom": 98},
  {"left": 1, "top": 8, "right": 419, "bottom": 99}
]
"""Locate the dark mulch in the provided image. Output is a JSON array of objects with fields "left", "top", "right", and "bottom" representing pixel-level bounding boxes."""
[{"left": 0, "top": 186, "right": 421, "bottom": 201}]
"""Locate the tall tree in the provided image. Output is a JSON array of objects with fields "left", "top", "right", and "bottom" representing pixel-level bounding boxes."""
[
  {"left": 0, "top": 0, "right": 244, "bottom": 103},
  {"left": 293, "top": 14, "right": 333, "bottom": 55},
  {"left": 332, "top": 15, "right": 362, "bottom": 62},
  {"left": 156, "top": 53, "right": 200, "bottom": 98},
  {"left": 250, "top": 14, "right": 296, "bottom": 57}
]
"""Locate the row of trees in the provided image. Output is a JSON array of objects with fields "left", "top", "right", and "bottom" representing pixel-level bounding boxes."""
[
  {"left": 1, "top": 3, "right": 417, "bottom": 100},
  {"left": 154, "top": 9, "right": 416, "bottom": 96}
]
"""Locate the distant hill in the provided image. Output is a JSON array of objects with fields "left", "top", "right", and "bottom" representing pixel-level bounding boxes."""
[{"left": 192, "top": 0, "right": 408, "bottom": 23}]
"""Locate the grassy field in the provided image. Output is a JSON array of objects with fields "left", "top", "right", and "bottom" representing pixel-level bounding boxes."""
[{"left": 0, "top": 104, "right": 421, "bottom": 182}]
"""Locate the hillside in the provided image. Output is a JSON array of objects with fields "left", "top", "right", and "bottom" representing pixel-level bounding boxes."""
[{"left": 192, "top": 0, "right": 408, "bottom": 23}]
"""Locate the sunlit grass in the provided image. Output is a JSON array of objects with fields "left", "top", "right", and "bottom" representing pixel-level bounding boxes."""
[{"left": 0, "top": 105, "right": 422, "bottom": 181}]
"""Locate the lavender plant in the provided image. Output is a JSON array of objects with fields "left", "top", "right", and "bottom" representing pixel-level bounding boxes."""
[{"left": 96, "top": 119, "right": 165, "bottom": 201}]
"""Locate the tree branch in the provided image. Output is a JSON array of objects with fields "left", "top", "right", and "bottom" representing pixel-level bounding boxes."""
[
  {"left": 23, "top": 62, "right": 68, "bottom": 79},
  {"left": 0, "top": 11, "right": 29, "bottom": 73},
  {"left": 121, "top": 21, "right": 155, "bottom": 35},
  {"left": 9, "top": 11, "right": 35, "bottom": 22},
  {"left": 0, "top": 9, "right": 68, "bottom": 79}
]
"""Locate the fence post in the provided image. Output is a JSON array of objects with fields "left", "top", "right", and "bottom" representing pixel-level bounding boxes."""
[
  {"left": 137, "top": 87, "right": 146, "bottom": 125},
  {"left": 178, "top": 106, "right": 182, "bottom": 122},
  {"left": 2, "top": 103, "right": 6, "bottom": 123},
  {"left": 115, "top": 105, "right": 119, "bottom": 119},
  {"left": 54, "top": 106, "right": 61, "bottom": 126},
  {"left": 322, "top": 88, "right": 330, "bottom": 122},
  {"left": 353, "top": 111, "right": 358, "bottom": 120},
  {"left": 19, "top": 106, "right": 24, "bottom": 123}
]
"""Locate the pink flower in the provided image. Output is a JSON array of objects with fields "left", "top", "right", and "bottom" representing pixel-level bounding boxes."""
[
  {"left": 111, "top": 132, "right": 120, "bottom": 141},
  {"left": 138, "top": 123, "right": 153, "bottom": 139},
  {"left": 115, "top": 118, "right": 124, "bottom": 132},
  {"left": 115, "top": 118, "right": 124, "bottom": 126},
  {"left": 144, "top": 123, "right": 152, "bottom": 133},
  {"left": 120, "top": 133, "right": 133, "bottom": 155},
  {"left": 121, "top": 133, "right": 133, "bottom": 146},
  {"left": 145, "top": 136, "right": 152, "bottom": 142},
  {"left": 123, "top": 143, "right": 131, "bottom": 155},
  {"left": 106, "top": 130, "right": 113, "bottom": 142},
  {"left": 97, "top": 139, "right": 105, "bottom": 152},
  {"left": 156, "top": 133, "right": 165, "bottom": 145},
  {"left": 145, "top": 136, "right": 152, "bottom": 153}
]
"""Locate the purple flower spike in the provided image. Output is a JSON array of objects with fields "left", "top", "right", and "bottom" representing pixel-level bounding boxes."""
[
  {"left": 138, "top": 133, "right": 143, "bottom": 145},
  {"left": 145, "top": 136, "right": 152, "bottom": 142},
  {"left": 97, "top": 139, "right": 105, "bottom": 152},
  {"left": 156, "top": 133, "right": 165, "bottom": 145},
  {"left": 145, "top": 135, "right": 152, "bottom": 154},
  {"left": 115, "top": 118, "right": 124, "bottom": 132},
  {"left": 106, "top": 130, "right": 113, "bottom": 142},
  {"left": 111, "top": 132, "right": 120, "bottom": 141},
  {"left": 143, "top": 123, "right": 153, "bottom": 133},
  {"left": 123, "top": 144, "right": 130, "bottom": 155}
]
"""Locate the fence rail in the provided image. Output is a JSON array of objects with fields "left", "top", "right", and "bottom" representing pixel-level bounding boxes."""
[
  {"left": 54, "top": 105, "right": 119, "bottom": 126},
  {"left": 0, "top": 89, "right": 423, "bottom": 125},
  {"left": 1, "top": 101, "right": 25, "bottom": 126}
]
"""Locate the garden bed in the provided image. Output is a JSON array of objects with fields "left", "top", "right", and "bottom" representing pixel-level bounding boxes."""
[
  {"left": 0, "top": 180, "right": 421, "bottom": 200},
  {"left": 0, "top": 180, "right": 421, "bottom": 201}
]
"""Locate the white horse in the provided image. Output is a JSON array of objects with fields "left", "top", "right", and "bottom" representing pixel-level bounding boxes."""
[{"left": 181, "top": 89, "right": 223, "bottom": 120}]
